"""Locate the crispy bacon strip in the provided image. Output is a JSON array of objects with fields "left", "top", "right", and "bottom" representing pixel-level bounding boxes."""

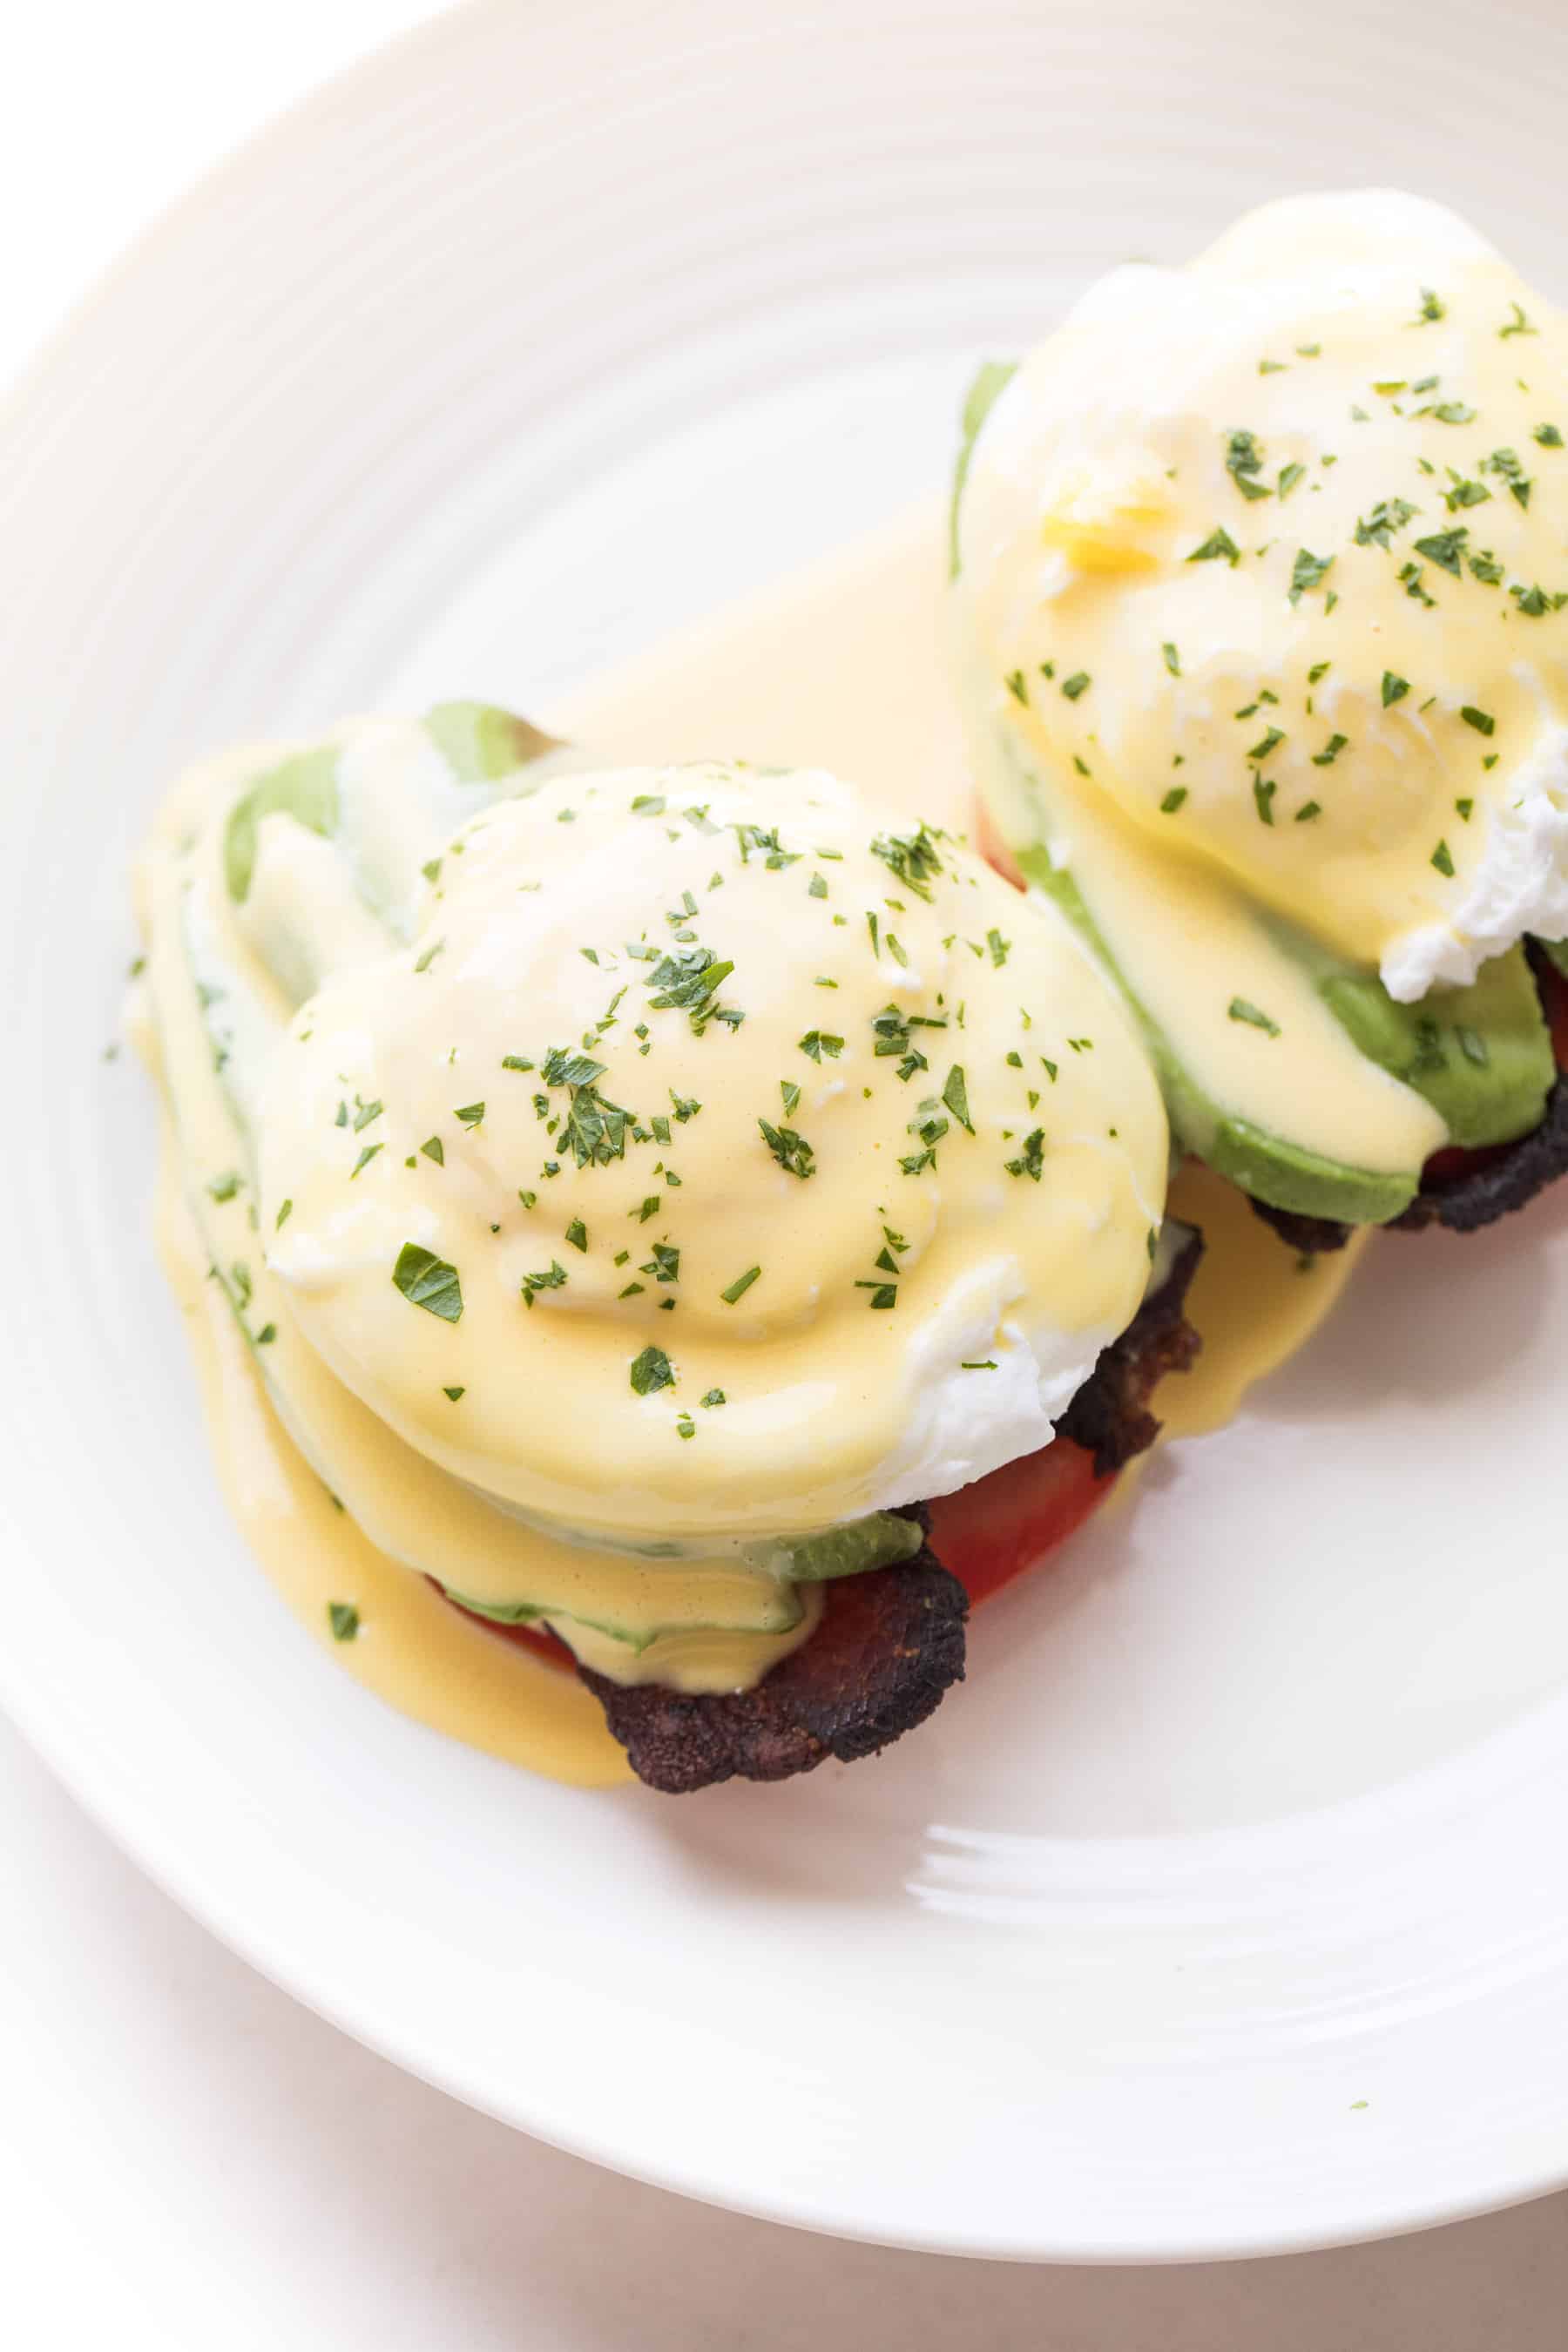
[
  {"left": 1053, "top": 1224, "right": 1204, "bottom": 1475},
  {"left": 1249, "top": 1073, "right": 1568, "bottom": 1251},
  {"left": 1391, "top": 1072, "right": 1568, "bottom": 1233},
  {"left": 577, "top": 1542, "right": 968, "bottom": 1795},
  {"left": 1247, "top": 1196, "right": 1355, "bottom": 1255}
]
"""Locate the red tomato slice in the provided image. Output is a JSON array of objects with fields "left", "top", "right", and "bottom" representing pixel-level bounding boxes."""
[
  {"left": 436, "top": 1581, "right": 575, "bottom": 1673},
  {"left": 926, "top": 1436, "right": 1112, "bottom": 1605}
]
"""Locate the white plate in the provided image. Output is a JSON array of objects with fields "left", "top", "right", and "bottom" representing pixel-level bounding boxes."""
[{"left": 6, "top": 0, "right": 1568, "bottom": 2264}]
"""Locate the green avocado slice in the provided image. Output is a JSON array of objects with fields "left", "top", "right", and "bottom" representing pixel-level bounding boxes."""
[
  {"left": 1017, "top": 846, "right": 1420, "bottom": 1224},
  {"left": 222, "top": 702, "right": 556, "bottom": 906},
  {"left": 950, "top": 360, "right": 1018, "bottom": 579},
  {"left": 443, "top": 1511, "right": 924, "bottom": 1654},
  {"left": 424, "top": 700, "right": 563, "bottom": 782},
  {"left": 747, "top": 1511, "right": 925, "bottom": 1584},
  {"left": 223, "top": 746, "right": 341, "bottom": 903},
  {"left": 1018, "top": 842, "right": 1556, "bottom": 1220},
  {"left": 1295, "top": 930, "right": 1553, "bottom": 1150},
  {"left": 442, "top": 1578, "right": 807, "bottom": 1656}
]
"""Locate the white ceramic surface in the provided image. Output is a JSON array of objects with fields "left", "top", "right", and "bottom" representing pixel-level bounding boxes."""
[{"left": 5, "top": 0, "right": 1568, "bottom": 2263}]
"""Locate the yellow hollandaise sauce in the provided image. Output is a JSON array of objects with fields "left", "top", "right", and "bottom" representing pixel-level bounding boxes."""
[{"left": 137, "top": 503, "right": 1364, "bottom": 1788}]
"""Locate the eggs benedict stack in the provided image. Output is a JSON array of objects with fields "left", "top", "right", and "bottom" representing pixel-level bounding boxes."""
[
  {"left": 139, "top": 711, "right": 1197, "bottom": 1788},
  {"left": 952, "top": 192, "right": 1568, "bottom": 1247}
]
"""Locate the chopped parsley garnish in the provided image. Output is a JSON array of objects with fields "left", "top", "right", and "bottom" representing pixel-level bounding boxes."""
[
  {"left": 328, "top": 1603, "right": 359, "bottom": 1642},
  {"left": 1223, "top": 427, "right": 1271, "bottom": 501},
  {"left": 630, "top": 793, "right": 666, "bottom": 814},
  {"left": 1512, "top": 583, "right": 1565, "bottom": 617},
  {"left": 1354, "top": 497, "right": 1419, "bottom": 551},
  {"left": 758, "top": 1119, "right": 814, "bottom": 1179},
  {"left": 537, "top": 1046, "right": 634, "bottom": 1170},
  {"left": 720, "top": 1267, "right": 761, "bottom": 1305},
  {"left": 808, "top": 873, "right": 828, "bottom": 898},
  {"left": 391, "top": 1242, "right": 463, "bottom": 1322},
  {"left": 1187, "top": 526, "right": 1240, "bottom": 565},
  {"left": 1430, "top": 402, "right": 1476, "bottom": 426},
  {"left": 1500, "top": 302, "right": 1538, "bottom": 339},
  {"left": 420, "top": 1135, "right": 444, "bottom": 1166},
  {"left": 645, "top": 943, "right": 739, "bottom": 1030},
  {"left": 941, "top": 1064, "right": 974, "bottom": 1134},
  {"left": 350, "top": 1144, "right": 383, "bottom": 1179},
  {"left": 1312, "top": 733, "right": 1348, "bottom": 766},
  {"left": 1162, "top": 641, "right": 1181, "bottom": 675},
  {"left": 1160, "top": 786, "right": 1188, "bottom": 814},
  {"left": 1382, "top": 671, "right": 1410, "bottom": 708},
  {"left": 780, "top": 1078, "right": 801, "bottom": 1114},
  {"left": 1456, "top": 797, "right": 1474, "bottom": 821},
  {"left": 1253, "top": 774, "right": 1277, "bottom": 825},
  {"left": 855, "top": 1281, "right": 897, "bottom": 1309},
  {"left": 1228, "top": 997, "right": 1281, "bottom": 1037},
  {"left": 870, "top": 824, "right": 944, "bottom": 902},
  {"left": 629, "top": 1346, "right": 676, "bottom": 1396},
  {"left": 1294, "top": 800, "right": 1323, "bottom": 823},
  {"left": 275, "top": 1199, "right": 293, "bottom": 1230},
  {"left": 1442, "top": 473, "right": 1491, "bottom": 513},
  {"left": 413, "top": 939, "right": 445, "bottom": 974},
  {"left": 901, "top": 1099, "right": 950, "bottom": 1176},
  {"left": 1414, "top": 287, "right": 1446, "bottom": 324},
  {"left": 1413, "top": 526, "right": 1467, "bottom": 576},
  {"left": 1004, "top": 669, "right": 1029, "bottom": 705},
  {"left": 443, "top": 1385, "right": 465, "bottom": 1402},
  {"left": 206, "top": 1172, "right": 240, "bottom": 1203},
  {"left": 1277, "top": 462, "right": 1306, "bottom": 502},
  {"left": 675, "top": 1415, "right": 696, "bottom": 1440},
  {"left": 700, "top": 1389, "right": 726, "bottom": 1409},
  {"left": 1004, "top": 1126, "right": 1045, "bottom": 1181},
  {"left": 564, "top": 1219, "right": 588, "bottom": 1253},
  {"left": 986, "top": 928, "right": 1010, "bottom": 967},
  {"left": 1536, "top": 422, "right": 1565, "bottom": 448},
  {"left": 798, "top": 1030, "right": 843, "bottom": 1061},
  {"left": 1248, "top": 726, "right": 1286, "bottom": 763},
  {"left": 1431, "top": 839, "right": 1456, "bottom": 877},
  {"left": 521, "top": 1260, "right": 568, "bottom": 1308},
  {"left": 1460, "top": 706, "right": 1496, "bottom": 736},
  {"left": 352, "top": 1098, "right": 383, "bottom": 1132},
  {"left": 254, "top": 1325, "right": 276, "bottom": 1347},
  {"left": 455, "top": 1102, "right": 485, "bottom": 1126},
  {"left": 1288, "top": 547, "right": 1335, "bottom": 602},
  {"left": 1061, "top": 670, "right": 1092, "bottom": 700}
]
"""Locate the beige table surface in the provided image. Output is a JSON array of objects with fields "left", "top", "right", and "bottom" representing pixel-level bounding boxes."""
[{"left": 5, "top": 6, "right": 1565, "bottom": 2342}]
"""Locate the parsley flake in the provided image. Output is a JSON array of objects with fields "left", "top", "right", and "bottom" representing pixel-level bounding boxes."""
[
  {"left": 629, "top": 1346, "right": 676, "bottom": 1396},
  {"left": 391, "top": 1244, "right": 463, "bottom": 1322},
  {"left": 759, "top": 1119, "right": 815, "bottom": 1179}
]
